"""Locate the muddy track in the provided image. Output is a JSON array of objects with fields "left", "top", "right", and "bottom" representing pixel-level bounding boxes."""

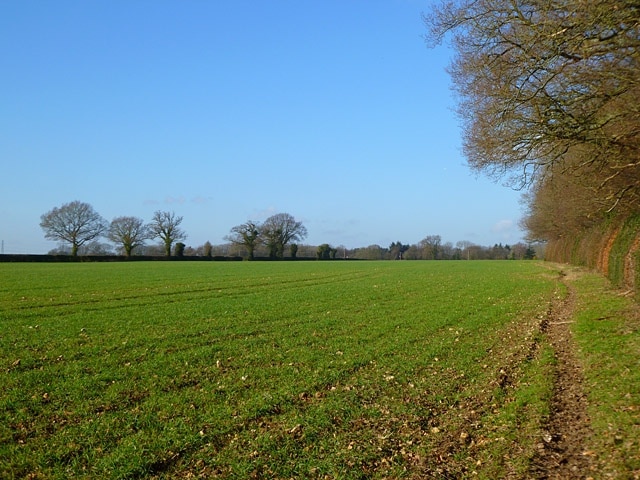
[{"left": 529, "top": 270, "right": 595, "bottom": 479}]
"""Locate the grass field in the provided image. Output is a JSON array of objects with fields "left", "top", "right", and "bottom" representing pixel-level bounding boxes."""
[{"left": 1, "top": 261, "right": 637, "bottom": 479}]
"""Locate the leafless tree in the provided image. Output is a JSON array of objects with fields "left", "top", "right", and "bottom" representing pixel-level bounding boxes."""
[
  {"left": 107, "top": 216, "right": 151, "bottom": 257},
  {"left": 148, "top": 211, "right": 186, "bottom": 257},
  {"left": 40, "top": 201, "right": 107, "bottom": 256},
  {"left": 225, "top": 221, "right": 261, "bottom": 260},
  {"left": 260, "top": 213, "right": 308, "bottom": 259},
  {"left": 419, "top": 235, "right": 442, "bottom": 260},
  {"left": 425, "top": 0, "right": 640, "bottom": 218},
  {"left": 456, "top": 240, "right": 475, "bottom": 260}
]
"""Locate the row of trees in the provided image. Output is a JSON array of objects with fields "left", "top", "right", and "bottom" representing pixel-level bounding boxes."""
[
  {"left": 350, "top": 239, "right": 535, "bottom": 261},
  {"left": 425, "top": 0, "right": 640, "bottom": 244},
  {"left": 40, "top": 201, "right": 536, "bottom": 260},
  {"left": 150, "top": 241, "right": 544, "bottom": 260},
  {"left": 168, "top": 239, "right": 535, "bottom": 261},
  {"left": 39, "top": 201, "right": 308, "bottom": 259},
  {"left": 40, "top": 201, "right": 186, "bottom": 257},
  {"left": 225, "top": 214, "right": 307, "bottom": 259}
]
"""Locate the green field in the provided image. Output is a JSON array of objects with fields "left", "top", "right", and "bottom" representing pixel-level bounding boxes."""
[{"left": 1, "top": 261, "right": 638, "bottom": 479}]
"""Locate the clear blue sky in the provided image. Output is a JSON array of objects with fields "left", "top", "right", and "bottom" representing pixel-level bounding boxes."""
[{"left": 1, "top": 1, "right": 526, "bottom": 254}]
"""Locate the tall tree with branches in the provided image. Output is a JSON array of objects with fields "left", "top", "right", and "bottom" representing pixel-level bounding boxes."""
[
  {"left": 425, "top": 0, "right": 640, "bottom": 230},
  {"left": 148, "top": 211, "right": 187, "bottom": 257},
  {"left": 225, "top": 221, "right": 261, "bottom": 260},
  {"left": 260, "top": 213, "right": 307, "bottom": 259},
  {"left": 107, "top": 216, "right": 151, "bottom": 257},
  {"left": 40, "top": 201, "right": 107, "bottom": 256}
]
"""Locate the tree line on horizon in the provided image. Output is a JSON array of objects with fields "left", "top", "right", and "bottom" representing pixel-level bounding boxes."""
[
  {"left": 39, "top": 201, "right": 307, "bottom": 260},
  {"left": 38, "top": 200, "right": 537, "bottom": 260}
]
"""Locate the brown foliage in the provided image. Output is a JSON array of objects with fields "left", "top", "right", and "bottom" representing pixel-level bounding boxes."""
[{"left": 426, "top": 0, "right": 640, "bottom": 239}]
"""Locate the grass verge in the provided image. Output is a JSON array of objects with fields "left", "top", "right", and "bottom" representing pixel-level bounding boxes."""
[{"left": 570, "top": 269, "right": 640, "bottom": 478}]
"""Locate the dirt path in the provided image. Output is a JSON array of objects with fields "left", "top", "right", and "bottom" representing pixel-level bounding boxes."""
[{"left": 529, "top": 270, "right": 596, "bottom": 479}]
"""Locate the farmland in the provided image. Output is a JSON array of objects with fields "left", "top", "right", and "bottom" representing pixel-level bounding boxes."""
[{"left": 1, "top": 261, "right": 638, "bottom": 479}]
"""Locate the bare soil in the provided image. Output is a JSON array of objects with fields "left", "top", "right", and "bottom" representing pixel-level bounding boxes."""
[{"left": 529, "top": 270, "right": 596, "bottom": 479}]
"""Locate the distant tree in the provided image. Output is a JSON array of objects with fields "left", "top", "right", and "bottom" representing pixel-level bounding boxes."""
[
  {"left": 290, "top": 244, "right": 316, "bottom": 258},
  {"left": 388, "top": 241, "right": 410, "bottom": 260},
  {"left": 456, "top": 240, "right": 474, "bottom": 260},
  {"left": 107, "top": 216, "right": 150, "bottom": 258},
  {"left": 225, "top": 221, "right": 261, "bottom": 260},
  {"left": 203, "top": 241, "right": 213, "bottom": 258},
  {"left": 290, "top": 243, "right": 299, "bottom": 259},
  {"left": 263, "top": 233, "right": 280, "bottom": 259},
  {"left": 352, "top": 244, "right": 386, "bottom": 260},
  {"left": 509, "top": 242, "right": 533, "bottom": 260},
  {"left": 317, "top": 243, "right": 332, "bottom": 260},
  {"left": 40, "top": 201, "right": 107, "bottom": 256},
  {"left": 440, "top": 241, "right": 455, "bottom": 260},
  {"left": 490, "top": 243, "right": 510, "bottom": 260},
  {"left": 403, "top": 244, "right": 421, "bottom": 260},
  {"left": 149, "top": 211, "right": 187, "bottom": 257},
  {"left": 260, "top": 213, "right": 307, "bottom": 259},
  {"left": 212, "top": 243, "right": 235, "bottom": 256},
  {"left": 337, "top": 245, "right": 349, "bottom": 259},
  {"left": 47, "top": 244, "right": 71, "bottom": 255},
  {"left": 139, "top": 244, "right": 165, "bottom": 256},
  {"left": 420, "top": 235, "right": 442, "bottom": 260},
  {"left": 47, "top": 240, "right": 113, "bottom": 256},
  {"left": 80, "top": 241, "right": 114, "bottom": 255},
  {"left": 174, "top": 242, "right": 186, "bottom": 257},
  {"left": 524, "top": 245, "right": 536, "bottom": 260}
]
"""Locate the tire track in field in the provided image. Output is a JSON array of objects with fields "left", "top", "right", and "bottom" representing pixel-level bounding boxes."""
[{"left": 8, "top": 269, "right": 373, "bottom": 318}]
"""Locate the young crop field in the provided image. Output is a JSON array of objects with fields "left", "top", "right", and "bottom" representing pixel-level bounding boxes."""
[{"left": 1, "top": 261, "right": 638, "bottom": 479}]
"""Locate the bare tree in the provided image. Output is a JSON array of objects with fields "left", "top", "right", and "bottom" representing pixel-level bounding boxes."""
[
  {"left": 425, "top": 0, "right": 640, "bottom": 217},
  {"left": 440, "top": 241, "right": 455, "bottom": 260},
  {"left": 520, "top": 149, "right": 618, "bottom": 242},
  {"left": 225, "top": 221, "right": 261, "bottom": 260},
  {"left": 148, "top": 211, "right": 186, "bottom": 257},
  {"left": 260, "top": 213, "right": 308, "bottom": 259},
  {"left": 456, "top": 240, "right": 475, "bottom": 260},
  {"left": 40, "top": 201, "right": 107, "bottom": 256},
  {"left": 107, "top": 216, "right": 151, "bottom": 257},
  {"left": 420, "top": 235, "right": 442, "bottom": 260},
  {"left": 80, "top": 241, "right": 114, "bottom": 256}
]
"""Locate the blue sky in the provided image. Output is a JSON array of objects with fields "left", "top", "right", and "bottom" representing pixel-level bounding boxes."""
[{"left": 1, "top": 1, "right": 526, "bottom": 254}]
